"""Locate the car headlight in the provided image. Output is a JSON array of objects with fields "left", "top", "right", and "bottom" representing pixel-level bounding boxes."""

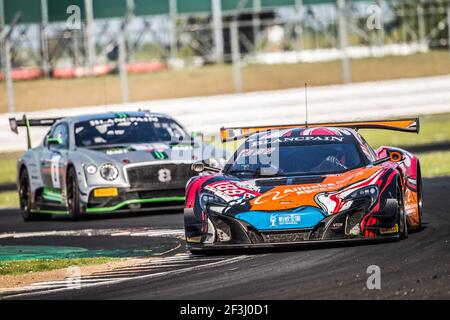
[
  {"left": 345, "top": 185, "right": 379, "bottom": 209},
  {"left": 99, "top": 164, "right": 119, "bottom": 181},
  {"left": 200, "top": 193, "right": 228, "bottom": 214},
  {"left": 85, "top": 164, "right": 97, "bottom": 175}
]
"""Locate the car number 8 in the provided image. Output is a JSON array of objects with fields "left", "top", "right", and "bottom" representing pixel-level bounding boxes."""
[{"left": 158, "top": 168, "right": 172, "bottom": 183}]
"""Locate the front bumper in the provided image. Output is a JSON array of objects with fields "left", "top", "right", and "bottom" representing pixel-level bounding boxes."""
[
  {"left": 84, "top": 188, "right": 185, "bottom": 214},
  {"left": 185, "top": 200, "right": 400, "bottom": 250},
  {"left": 187, "top": 235, "right": 399, "bottom": 252}
]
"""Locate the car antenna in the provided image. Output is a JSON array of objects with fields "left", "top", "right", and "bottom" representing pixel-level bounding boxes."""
[{"left": 305, "top": 83, "right": 309, "bottom": 128}]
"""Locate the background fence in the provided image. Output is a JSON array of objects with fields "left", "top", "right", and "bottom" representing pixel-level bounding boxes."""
[{"left": 1, "top": 0, "right": 450, "bottom": 112}]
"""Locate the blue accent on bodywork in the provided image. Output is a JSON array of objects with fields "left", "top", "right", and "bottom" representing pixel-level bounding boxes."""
[{"left": 235, "top": 206, "right": 327, "bottom": 230}]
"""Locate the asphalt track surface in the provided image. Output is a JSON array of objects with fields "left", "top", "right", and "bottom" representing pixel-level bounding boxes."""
[{"left": 0, "top": 177, "right": 449, "bottom": 299}]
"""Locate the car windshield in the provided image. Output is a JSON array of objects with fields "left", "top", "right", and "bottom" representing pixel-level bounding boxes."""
[
  {"left": 74, "top": 116, "right": 189, "bottom": 147},
  {"left": 225, "top": 137, "right": 365, "bottom": 178}
]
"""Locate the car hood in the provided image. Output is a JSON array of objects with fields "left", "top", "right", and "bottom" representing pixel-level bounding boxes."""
[
  {"left": 77, "top": 142, "right": 199, "bottom": 166},
  {"left": 247, "top": 166, "right": 383, "bottom": 211}
]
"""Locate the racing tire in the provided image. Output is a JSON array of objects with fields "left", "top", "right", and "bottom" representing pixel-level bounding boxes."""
[
  {"left": 67, "top": 167, "right": 82, "bottom": 220},
  {"left": 416, "top": 165, "right": 424, "bottom": 228},
  {"left": 19, "top": 169, "right": 39, "bottom": 222},
  {"left": 397, "top": 184, "right": 408, "bottom": 239}
]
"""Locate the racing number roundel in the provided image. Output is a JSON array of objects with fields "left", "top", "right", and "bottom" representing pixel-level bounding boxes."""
[
  {"left": 158, "top": 168, "right": 172, "bottom": 183},
  {"left": 51, "top": 155, "right": 62, "bottom": 188}
]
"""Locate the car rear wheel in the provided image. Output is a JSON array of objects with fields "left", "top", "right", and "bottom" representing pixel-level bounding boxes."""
[
  {"left": 19, "top": 169, "right": 38, "bottom": 222},
  {"left": 397, "top": 184, "right": 408, "bottom": 239},
  {"left": 417, "top": 165, "right": 424, "bottom": 228},
  {"left": 67, "top": 167, "right": 82, "bottom": 220}
]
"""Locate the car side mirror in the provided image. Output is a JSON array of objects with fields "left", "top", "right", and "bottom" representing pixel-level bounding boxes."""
[
  {"left": 373, "top": 150, "right": 405, "bottom": 165},
  {"left": 387, "top": 150, "right": 405, "bottom": 162},
  {"left": 191, "top": 131, "right": 204, "bottom": 140},
  {"left": 47, "top": 136, "right": 63, "bottom": 147},
  {"left": 191, "top": 160, "right": 221, "bottom": 173}
]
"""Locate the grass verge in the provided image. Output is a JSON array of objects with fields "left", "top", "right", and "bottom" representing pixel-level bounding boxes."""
[
  {"left": 1, "top": 51, "right": 450, "bottom": 112},
  {"left": 0, "top": 152, "right": 18, "bottom": 185},
  {"left": 0, "top": 191, "right": 18, "bottom": 208},
  {"left": 0, "top": 257, "right": 118, "bottom": 276},
  {"left": 418, "top": 151, "right": 450, "bottom": 178}
]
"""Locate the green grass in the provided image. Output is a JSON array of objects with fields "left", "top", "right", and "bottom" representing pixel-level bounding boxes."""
[
  {"left": 0, "top": 192, "right": 18, "bottom": 208},
  {"left": 0, "top": 152, "right": 18, "bottom": 185},
  {"left": 360, "top": 113, "right": 450, "bottom": 148},
  {"left": 0, "top": 257, "right": 118, "bottom": 276},
  {"left": 419, "top": 151, "right": 450, "bottom": 178}
]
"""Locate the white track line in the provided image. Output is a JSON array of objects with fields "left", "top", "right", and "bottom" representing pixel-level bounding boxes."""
[
  {"left": 0, "top": 228, "right": 185, "bottom": 239},
  {"left": 1, "top": 255, "right": 250, "bottom": 299}
]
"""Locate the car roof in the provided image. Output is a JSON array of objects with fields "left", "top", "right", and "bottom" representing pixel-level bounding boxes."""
[{"left": 62, "top": 111, "right": 174, "bottom": 124}]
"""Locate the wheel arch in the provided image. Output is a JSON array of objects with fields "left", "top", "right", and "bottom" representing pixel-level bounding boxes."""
[
  {"left": 66, "top": 161, "right": 87, "bottom": 189},
  {"left": 17, "top": 162, "right": 37, "bottom": 212},
  {"left": 18, "top": 163, "right": 28, "bottom": 180}
]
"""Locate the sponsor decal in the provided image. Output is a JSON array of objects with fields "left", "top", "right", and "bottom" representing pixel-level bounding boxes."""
[
  {"left": 89, "top": 116, "right": 159, "bottom": 126},
  {"left": 250, "top": 136, "right": 344, "bottom": 147},
  {"left": 152, "top": 150, "right": 168, "bottom": 160},
  {"left": 331, "top": 222, "right": 344, "bottom": 229},
  {"left": 253, "top": 183, "right": 342, "bottom": 205},
  {"left": 269, "top": 214, "right": 277, "bottom": 227},
  {"left": 253, "top": 169, "right": 378, "bottom": 206},
  {"left": 379, "top": 224, "right": 399, "bottom": 234},
  {"left": 273, "top": 136, "right": 344, "bottom": 143},
  {"left": 269, "top": 213, "right": 302, "bottom": 228},
  {"left": 106, "top": 148, "right": 129, "bottom": 155},
  {"left": 236, "top": 206, "right": 326, "bottom": 230},
  {"left": 205, "top": 181, "right": 260, "bottom": 203}
]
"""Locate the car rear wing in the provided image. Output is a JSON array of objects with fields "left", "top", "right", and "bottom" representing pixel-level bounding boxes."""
[
  {"left": 220, "top": 118, "right": 420, "bottom": 142},
  {"left": 9, "top": 114, "right": 62, "bottom": 149}
]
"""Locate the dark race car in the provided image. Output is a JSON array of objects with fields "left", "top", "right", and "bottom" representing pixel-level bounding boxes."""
[{"left": 184, "top": 118, "right": 423, "bottom": 252}]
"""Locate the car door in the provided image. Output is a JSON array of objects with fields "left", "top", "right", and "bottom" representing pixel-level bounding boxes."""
[{"left": 40, "top": 123, "right": 70, "bottom": 193}]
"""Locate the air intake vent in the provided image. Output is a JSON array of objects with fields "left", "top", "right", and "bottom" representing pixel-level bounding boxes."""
[
  {"left": 256, "top": 176, "right": 326, "bottom": 186},
  {"left": 261, "top": 231, "right": 310, "bottom": 243},
  {"left": 127, "top": 163, "right": 195, "bottom": 189}
]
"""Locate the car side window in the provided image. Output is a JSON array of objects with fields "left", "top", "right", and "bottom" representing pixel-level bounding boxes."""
[{"left": 50, "top": 123, "right": 69, "bottom": 149}]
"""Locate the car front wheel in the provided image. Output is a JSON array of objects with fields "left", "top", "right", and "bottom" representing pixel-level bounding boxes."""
[{"left": 67, "top": 167, "right": 82, "bottom": 220}]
